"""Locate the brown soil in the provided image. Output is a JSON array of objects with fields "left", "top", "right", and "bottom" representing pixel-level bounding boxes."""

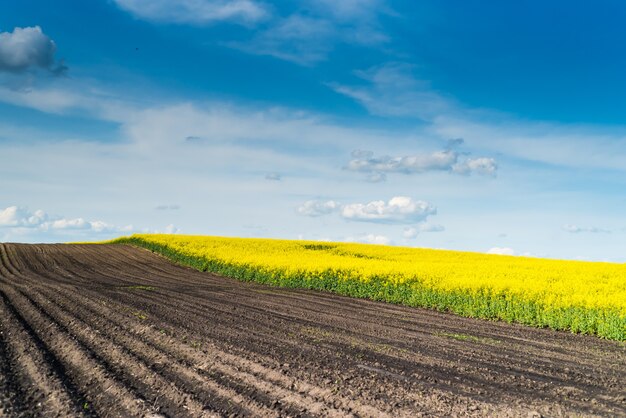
[{"left": 0, "top": 243, "right": 624, "bottom": 417}]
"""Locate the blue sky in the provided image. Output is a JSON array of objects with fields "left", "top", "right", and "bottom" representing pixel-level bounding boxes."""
[{"left": 1, "top": 0, "right": 626, "bottom": 261}]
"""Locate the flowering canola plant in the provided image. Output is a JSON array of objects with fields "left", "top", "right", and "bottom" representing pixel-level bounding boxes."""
[{"left": 111, "top": 234, "right": 626, "bottom": 340}]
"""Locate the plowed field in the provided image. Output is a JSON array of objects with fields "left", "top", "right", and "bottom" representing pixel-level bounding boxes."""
[{"left": 0, "top": 243, "right": 624, "bottom": 417}]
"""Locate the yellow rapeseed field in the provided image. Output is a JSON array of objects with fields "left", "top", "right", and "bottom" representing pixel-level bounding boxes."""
[{"left": 111, "top": 234, "right": 626, "bottom": 340}]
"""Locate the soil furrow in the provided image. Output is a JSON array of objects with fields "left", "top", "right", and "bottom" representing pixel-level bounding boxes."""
[
  {"left": 18, "top": 288, "right": 229, "bottom": 418},
  {"left": 106, "top": 281, "right": 612, "bottom": 384},
  {"left": 0, "top": 303, "right": 28, "bottom": 417},
  {"left": 23, "top": 286, "right": 293, "bottom": 418},
  {"left": 0, "top": 246, "right": 367, "bottom": 417},
  {"left": 0, "top": 248, "right": 93, "bottom": 418},
  {"left": 0, "top": 293, "right": 93, "bottom": 417},
  {"left": 30, "top": 276, "right": 386, "bottom": 418},
  {"left": 0, "top": 284, "right": 148, "bottom": 418},
  {"left": 80, "top": 274, "right": 618, "bottom": 414}
]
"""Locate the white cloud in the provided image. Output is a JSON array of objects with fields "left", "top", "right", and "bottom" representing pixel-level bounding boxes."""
[
  {"left": 332, "top": 63, "right": 452, "bottom": 120},
  {"left": 0, "top": 86, "right": 79, "bottom": 114},
  {"left": 345, "top": 233, "right": 391, "bottom": 245},
  {"left": 347, "top": 149, "right": 496, "bottom": 179},
  {"left": 95, "top": 221, "right": 132, "bottom": 233},
  {"left": 307, "top": 0, "right": 390, "bottom": 46},
  {"left": 341, "top": 196, "right": 436, "bottom": 224},
  {"left": 452, "top": 157, "right": 498, "bottom": 176},
  {"left": 113, "top": 0, "right": 268, "bottom": 25},
  {"left": 403, "top": 222, "right": 445, "bottom": 239},
  {"left": 0, "top": 206, "right": 130, "bottom": 234},
  {"left": 0, "top": 91, "right": 347, "bottom": 148},
  {"left": 297, "top": 197, "right": 437, "bottom": 225},
  {"left": 432, "top": 116, "right": 626, "bottom": 172},
  {"left": 0, "top": 26, "right": 59, "bottom": 73},
  {"left": 123, "top": 103, "right": 344, "bottom": 147},
  {"left": 47, "top": 218, "right": 90, "bottom": 230},
  {"left": 563, "top": 224, "right": 610, "bottom": 234},
  {"left": 0, "top": 81, "right": 468, "bottom": 173},
  {"left": 112, "top": 0, "right": 391, "bottom": 65},
  {"left": 402, "top": 227, "right": 419, "bottom": 239},
  {"left": 164, "top": 224, "right": 180, "bottom": 234},
  {"left": 227, "top": 1, "right": 390, "bottom": 65},
  {"left": 265, "top": 172, "right": 281, "bottom": 181},
  {"left": 296, "top": 200, "right": 340, "bottom": 217},
  {"left": 230, "top": 15, "right": 336, "bottom": 65},
  {"left": 347, "top": 149, "right": 455, "bottom": 172},
  {"left": 136, "top": 224, "right": 181, "bottom": 235},
  {"left": 0, "top": 81, "right": 132, "bottom": 121},
  {"left": 486, "top": 247, "right": 516, "bottom": 256},
  {"left": 0, "top": 206, "right": 48, "bottom": 227},
  {"left": 334, "top": 61, "right": 626, "bottom": 175}
]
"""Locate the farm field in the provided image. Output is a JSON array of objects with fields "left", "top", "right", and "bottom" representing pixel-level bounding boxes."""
[
  {"left": 114, "top": 234, "right": 626, "bottom": 340},
  {"left": 0, "top": 243, "right": 625, "bottom": 417}
]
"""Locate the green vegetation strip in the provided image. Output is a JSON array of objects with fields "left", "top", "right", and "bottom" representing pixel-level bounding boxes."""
[{"left": 112, "top": 237, "right": 626, "bottom": 341}]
